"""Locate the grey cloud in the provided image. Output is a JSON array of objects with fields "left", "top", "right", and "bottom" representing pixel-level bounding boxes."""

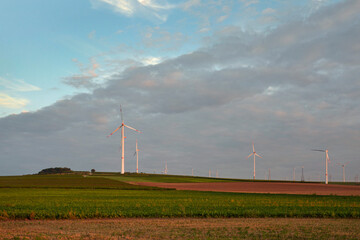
[{"left": 1, "top": 0, "right": 359, "bottom": 180}]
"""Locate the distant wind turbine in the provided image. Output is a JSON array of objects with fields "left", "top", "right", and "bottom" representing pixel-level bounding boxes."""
[
  {"left": 311, "top": 148, "right": 330, "bottom": 184},
  {"left": 337, "top": 161, "right": 349, "bottom": 183},
  {"left": 293, "top": 167, "right": 296, "bottom": 181},
  {"left": 247, "top": 142, "right": 263, "bottom": 180},
  {"left": 107, "top": 106, "right": 141, "bottom": 174},
  {"left": 134, "top": 139, "right": 140, "bottom": 173}
]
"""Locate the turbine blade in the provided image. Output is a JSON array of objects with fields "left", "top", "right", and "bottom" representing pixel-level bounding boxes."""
[
  {"left": 247, "top": 153, "right": 254, "bottom": 158},
  {"left": 311, "top": 149, "right": 325, "bottom": 152},
  {"left": 120, "top": 105, "right": 124, "bottom": 123},
  {"left": 255, "top": 153, "right": 263, "bottom": 158},
  {"left": 252, "top": 142, "right": 255, "bottom": 152},
  {"left": 345, "top": 161, "right": 350, "bottom": 166},
  {"left": 125, "top": 124, "right": 141, "bottom": 133},
  {"left": 107, "top": 126, "right": 122, "bottom": 137}
]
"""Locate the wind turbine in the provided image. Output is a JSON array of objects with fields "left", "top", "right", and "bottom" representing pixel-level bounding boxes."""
[
  {"left": 134, "top": 139, "right": 140, "bottom": 173},
  {"left": 311, "top": 149, "right": 330, "bottom": 184},
  {"left": 247, "top": 142, "right": 263, "bottom": 180},
  {"left": 164, "top": 160, "right": 168, "bottom": 174},
  {"left": 293, "top": 167, "right": 296, "bottom": 181},
  {"left": 336, "top": 161, "right": 349, "bottom": 183},
  {"left": 107, "top": 106, "right": 141, "bottom": 174}
]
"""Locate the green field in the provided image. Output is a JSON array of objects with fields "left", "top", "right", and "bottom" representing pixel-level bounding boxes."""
[
  {"left": 1, "top": 188, "right": 360, "bottom": 219},
  {"left": 100, "top": 173, "right": 236, "bottom": 183},
  {"left": 0, "top": 174, "right": 159, "bottom": 190},
  {"left": 0, "top": 174, "right": 359, "bottom": 220}
]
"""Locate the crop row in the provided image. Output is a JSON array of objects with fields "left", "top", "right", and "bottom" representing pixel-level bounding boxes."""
[{"left": 0, "top": 188, "right": 359, "bottom": 219}]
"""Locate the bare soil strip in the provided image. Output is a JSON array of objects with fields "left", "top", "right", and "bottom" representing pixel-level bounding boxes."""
[
  {"left": 1, "top": 218, "right": 360, "bottom": 239},
  {"left": 131, "top": 182, "right": 360, "bottom": 196}
]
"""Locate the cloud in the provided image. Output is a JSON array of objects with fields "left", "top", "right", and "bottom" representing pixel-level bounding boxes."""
[
  {"left": 217, "top": 15, "right": 228, "bottom": 23},
  {"left": 0, "top": 77, "right": 41, "bottom": 92},
  {"left": 142, "top": 27, "right": 188, "bottom": 50},
  {"left": 99, "top": 0, "right": 135, "bottom": 16},
  {"left": 138, "top": 0, "right": 174, "bottom": 10},
  {"left": 1, "top": 0, "right": 359, "bottom": 180},
  {"left": 262, "top": 8, "right": 276, "bottom": 15},
  {"left": 240, "top": 0, "right": 259, "bottom": 7},
  {"left": 199, "top": 27, "right": 210, "bottom": 33},
  {"left": 182, "top": 0, "right": 201, "bottom": 10},
  {"left": 95, "top": 0, "right": 175, "bottom": 22},
  {"left": 88, "top": 30, "right": 96, "bottom": 39},
  {"left": 141, "top": 56, "right": 162, "bottom": 65},
  {"left": 0, "top": 93, "right": 29, "bottom": 109},
  {"left": 63, "top": 58, "right": 101, "bottom": 89}
]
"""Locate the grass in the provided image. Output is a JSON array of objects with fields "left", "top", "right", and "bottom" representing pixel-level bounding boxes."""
[
  {"left": 0, "top": 174, "right": 159, "bottom": 190},
  {"left": 99, "top": 173, "right": 235, "bottom": 183},
  {"left": 0, "top": 188, "right": 359, "bottom": 219},
  {"left": 93, "top": 172, "right": 325, "bottom": 184}
]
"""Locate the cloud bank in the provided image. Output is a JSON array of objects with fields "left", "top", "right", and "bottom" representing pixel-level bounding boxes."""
[{"left": 1, "top": 0, "right": 359, "bottom": 181}]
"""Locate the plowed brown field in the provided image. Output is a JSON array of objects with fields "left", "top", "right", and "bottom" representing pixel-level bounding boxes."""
[
  {"left": 132, "top": 182, "right": 360, "bottom": 196},
  {"left": 2, "top": 218, "right": 360, "bottom": 239}
]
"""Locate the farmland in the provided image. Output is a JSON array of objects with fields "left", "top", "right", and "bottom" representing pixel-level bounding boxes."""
[
  {"left": 1, "top": 218, "right": 360, "bottom": 239},
  {"left": 1, "top": 173, "right": 360, "bottom": 239},
  {"left": 0, "top": 174, "right": 158, "bottom": 189},
  {"left": 0, "top": 174, "right": 360, "bottom": 220}
]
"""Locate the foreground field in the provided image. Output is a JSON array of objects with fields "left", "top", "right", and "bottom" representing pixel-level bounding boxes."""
[
  {"left": 1, "top": 218, "right": 360, "bottom": 239},
  {"left": 1, "top": 174, "right": 360, "bottom": 220},
  {"left": 1, "top": 188, "right": 360, "bottom": 219}
]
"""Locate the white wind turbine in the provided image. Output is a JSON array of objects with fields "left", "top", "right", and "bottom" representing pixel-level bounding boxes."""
[
  {"left": 247, "top": 142, "right": 263, "bottom": 180},
  {"left": 134, "top": 139, "right": 140, "bottom": 173},
  {"left": 107, "top": 106, "right": 141, "bottom": 174},
  {"left": 162, "top": 160, "right": 168, "bottom": 174},
  {"left": 337, "top": 161, "right": 349, "bottom": 183},
  {"left": 311, "top": 148, "right": 330, "bottom": 184}
]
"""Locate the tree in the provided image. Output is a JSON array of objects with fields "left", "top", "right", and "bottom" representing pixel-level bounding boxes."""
[
  {"left": 38, "top": 167, "right": 72, "bottom": 175},
  {"left": 91, "top": 169, "right": 96, "bottom": 174}
]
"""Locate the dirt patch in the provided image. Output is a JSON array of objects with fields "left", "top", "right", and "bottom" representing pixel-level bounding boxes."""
[
  {"left": 131, "top": 182, "right": 360, "bottom": 196},
  {"left": 1, "top": 218, "right": 360, "bottom": 239}
]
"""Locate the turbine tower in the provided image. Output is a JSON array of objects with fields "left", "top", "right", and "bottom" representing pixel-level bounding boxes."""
[
  {"left": 134, "top": 139, "right": 140, "bottom": 173},
  {"left": 293, "top": 167, "right": 296, "bottom": 181},
  {"left": 311, "top": 149, "right": 330, "bottom": 184},
  {"left": 247, "top": 142, "right": 263, "bottom": 180},
  {"left": 164, "top": 160, "right": 168, "bottom": 174},
  {"left": 107, "top": 106, "right": 141, "bottom": 174},
  {"left": 337, "top": 161, "right": 349, "bottom": 183},
  {"left": 301, "top": 166, "right": 304, "bottom": 182}
]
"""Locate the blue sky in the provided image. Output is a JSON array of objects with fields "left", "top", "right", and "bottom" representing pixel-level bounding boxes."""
[
  {"left": 1, "top": 0, "right": 359, "bottom": 181},
  {"left": 0, "top": 0, "right": 337, "bottom": 116}
]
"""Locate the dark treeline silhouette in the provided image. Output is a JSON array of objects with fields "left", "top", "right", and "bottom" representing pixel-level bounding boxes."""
[{"left": 38, "top": 167, "right": 73, "bottom": 175}]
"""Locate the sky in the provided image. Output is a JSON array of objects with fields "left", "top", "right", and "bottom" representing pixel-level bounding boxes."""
[{"left": 0, "top": 0, "right": 359, "bottom": 181}]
